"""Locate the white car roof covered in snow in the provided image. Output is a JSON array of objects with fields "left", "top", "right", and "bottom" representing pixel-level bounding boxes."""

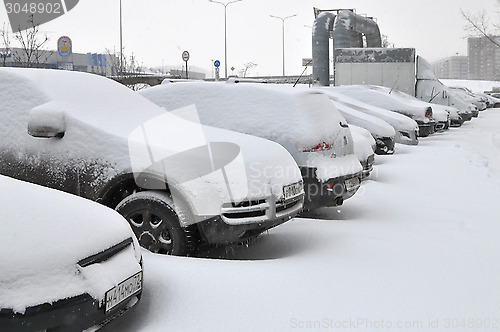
[{"left": 141, "top": 81, "right": 347, "bottom": 152}]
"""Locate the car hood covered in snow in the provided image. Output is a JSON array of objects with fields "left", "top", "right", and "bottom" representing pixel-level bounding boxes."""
[
  {"left": 0, "top": 68, "right": 302, "bottom": 219},
  {"left": 140, "top": 81, "right": 362, "bottom": 182},
  {"left": 333, "top": 85, "right": 433, "bottom": 123},
  {"left": 314, "top": 87, "right": 419, "bottom": 145},
  {"left": 0, "top": 175, "right": 140, "bottom": 313}
]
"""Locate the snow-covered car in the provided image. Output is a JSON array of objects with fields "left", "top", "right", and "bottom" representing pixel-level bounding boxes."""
[
  {"left": 140, "top": 81, "right": 363, "bottom": 210},
  {"left": 416, "top": 79, "right": 475, "bottom": 121},
  {"left": 334, "top": 85, "right": 436, "bottom": 137},
  {"left": 477, "top": 92, "right": 500, "bottom": 108},
  {"left": 0, "top": 175, "right": 143, "bottom": 331},
  {"left": 379, "top": 88, "right": 451, "bottom": 131},
  {"left": 349, "top": 125, "right": 375, "bottom": 179},
  {"left": 449, "top": 87, "right": 486, "bottom": 113},
  {"left": 328, "top": 99, "right": 395, "bottom": 154},
  {"left": 0, "top": 68, "right": 304, "bottom": 256},
  {"left": 434, "top": 104, "right": 463, "bottom": 127},
  {"left": 317, "top": 88, "right": 419, "bottom": 145}
]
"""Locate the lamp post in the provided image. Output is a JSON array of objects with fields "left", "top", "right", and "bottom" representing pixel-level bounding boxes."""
[
  {"left": 270, "top": 14, "right": 296, "bottom": 77},
  {"left": 119, "top": 0, "right": 123, "bottom": 75},
  {"left": 209, "top": 0, "right": 242, "bottom": 79}
]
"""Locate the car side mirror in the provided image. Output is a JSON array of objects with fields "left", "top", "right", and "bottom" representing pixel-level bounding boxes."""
[{"left": 28, "top": 104, "right": 66, "bottom": 138}]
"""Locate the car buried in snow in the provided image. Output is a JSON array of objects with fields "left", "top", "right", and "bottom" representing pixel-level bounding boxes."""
[
  {"left": 0, "top": 68, "right": 305, "bottom": 256},
  {"left": 140, "top": 80, "right": 363, "bottom": 210},
  {"left": 0, "top": 175, "right": 143, "bottom": 331},
  {"left": 328, "top": 98, "right": 396, "bottom": 154},
  {"left": 333, "top": 85, "right": 437, "bottom": 137},
  {"left": 315, "top": 88, "right": 420, "bottom": 146}
]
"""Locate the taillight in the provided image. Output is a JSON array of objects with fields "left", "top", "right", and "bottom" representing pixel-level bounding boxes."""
[
  {"left": 302, "top": 142, "right": 331, "bottom": 152},
  {"left": 425, "top": 107, "right": 432, "bottom": 118}
]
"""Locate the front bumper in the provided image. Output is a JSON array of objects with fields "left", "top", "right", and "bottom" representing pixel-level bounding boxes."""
[
  {"left": 450, "top": 117, "right": 464, "bottom": 127},
  {"left": 417, "top": 121, "right": 435, "bottom": 137},
  {"left": 0, "top": 291, "right": 141, "bottom": 332},
  {"left": 360, "top": 154, "right": 375, "bottom": 179},
  {"left": 459, "top": 112, "right": 472, "bottom": 121},
  {"left": 196, "top": 191, "right": 304, "bottom": 245},
  {"left": 300, "top": 167, "right": 362, "bottom": 210},
  {"left": 434, "top": 120, "right": 449, "bottom": 131}
]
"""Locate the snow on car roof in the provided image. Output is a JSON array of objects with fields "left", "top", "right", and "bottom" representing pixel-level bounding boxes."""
[
  {"left": 140, "top": 81, "right": 346, "bottom": 151},
  {"left": 0, "top": 67, "right": 166, "bottom": 137}
]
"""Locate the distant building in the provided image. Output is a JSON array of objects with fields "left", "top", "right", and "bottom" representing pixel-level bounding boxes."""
[
  {"left": 0, "top": 47, "right": 119, "bottom": 76},
  {"left": 468, "top": 35, "right": 500, "bottom": 81},
  {"left": 432, "top": 56, "right": 469, "bottom": 79}
]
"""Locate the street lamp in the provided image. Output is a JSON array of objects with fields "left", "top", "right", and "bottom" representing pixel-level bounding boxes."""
[
  {"left": 270, "top": 14, "right": 296, "bottom": 77},
  {"left": 209, "top": 0, "right": 242, "bottom": 79},
  {"left": 119, "top": 0, "right": 123, "bottom": 75}
]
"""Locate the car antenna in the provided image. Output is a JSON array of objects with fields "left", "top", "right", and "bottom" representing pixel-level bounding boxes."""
[
  {"left": 293, "top": 59, "right": 313, "bottom": 87},
  {"left": 389, "top": 79, "right": 398, "bottom": 94}
]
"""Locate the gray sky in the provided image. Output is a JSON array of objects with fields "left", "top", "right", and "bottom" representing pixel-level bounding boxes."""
[{"left": 1, "top": 0, "right": 498, "bottom": 77}]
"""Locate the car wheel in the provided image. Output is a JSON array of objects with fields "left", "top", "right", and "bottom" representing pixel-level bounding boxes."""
[{"left": 116, "top": 191, "right": 198, "bottom": 256}]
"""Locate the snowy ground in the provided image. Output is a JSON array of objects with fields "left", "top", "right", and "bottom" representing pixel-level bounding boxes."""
[{"left": 105, "top": 109, "right": 500, "bottom": 332}]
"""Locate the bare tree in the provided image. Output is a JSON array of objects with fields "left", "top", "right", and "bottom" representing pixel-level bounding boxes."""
[
  {"left": 240, "top": 62, "right": 257, "bottom": 78},
  {"left": 461, "top": 8, "right": 500, "bottom": 47},
  {"left": 13, "top": 15, "right": 51, "bottom": 67},
  {"left": 1, "top": 23, "right": 11, "bottom": 67},
  {"left": 381, "top": 34, "right": 395, "bottom": 48}
]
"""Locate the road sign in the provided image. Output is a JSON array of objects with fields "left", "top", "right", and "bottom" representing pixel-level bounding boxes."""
[
  {"left": 182, "top": 51, "right": 190, "bottom": 62},
  {"left": 215, "top": 67, "right": 220, "bottom": 81},
  {"left": 302, "top": 58, "right": 313, "bottom": 66},
  {"left": 58, "top": 36, "right": 72, "bottom": 57},
  {"left": 214, "top": 60, "right": 220, "bottom": 68}
]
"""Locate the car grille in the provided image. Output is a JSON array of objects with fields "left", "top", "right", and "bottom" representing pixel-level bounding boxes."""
[{"left": 220, "top": 193, "right": 304, "bottom": 225}]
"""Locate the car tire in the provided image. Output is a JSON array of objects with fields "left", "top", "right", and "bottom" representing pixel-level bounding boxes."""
[{"left": 116, "top": 191, "right": 198, "bottom": 256}]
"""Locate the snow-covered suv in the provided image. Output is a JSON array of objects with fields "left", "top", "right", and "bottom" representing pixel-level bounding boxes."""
[
  {"left": 0, "top": 68, "right": 304, "bottom": 256},
  {"left": 140, "top": 80, "right": 363, "bottom": 210}
]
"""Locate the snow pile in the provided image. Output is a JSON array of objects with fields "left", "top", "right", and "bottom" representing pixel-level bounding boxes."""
[
  {"left": 0, "top": 175, "right": 138, "bottom": 313},
  {"left": 441, "top": 79, "right": 500, "bottom": 94}
]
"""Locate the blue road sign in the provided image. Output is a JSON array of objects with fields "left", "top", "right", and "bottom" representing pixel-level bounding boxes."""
[{"left": 214, "top": 60, "right": 220, "bottom": 68}]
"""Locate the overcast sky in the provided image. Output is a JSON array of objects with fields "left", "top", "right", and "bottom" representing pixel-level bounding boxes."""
[{"left": 1, "top": 0, "right": 498, "bottom": 77}]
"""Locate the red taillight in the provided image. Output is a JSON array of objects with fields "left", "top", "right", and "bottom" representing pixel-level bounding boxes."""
[
  {"left": 425, "top": 108, "right": 432, "bottom": 118},
  {"left": 302, "top": 142, "right": 331, "bottom": 152}
]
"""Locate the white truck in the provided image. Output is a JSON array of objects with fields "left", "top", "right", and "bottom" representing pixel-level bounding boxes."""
[{"left": 333, "top": 48, "right": 476, "bottom": 123}]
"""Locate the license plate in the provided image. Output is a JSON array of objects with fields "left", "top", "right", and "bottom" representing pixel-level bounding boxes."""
[
  {"left": 345, "top": 177, "right": 360, "bottom": 191},
  {"left": 283, "top": 181, "right": 303, "bottom": 200},
  {"left": 105, "top": 271, "right": 143, "bottom": 313}
]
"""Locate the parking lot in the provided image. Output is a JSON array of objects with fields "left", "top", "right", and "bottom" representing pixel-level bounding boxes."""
[{"left": 103, "top": 108, "right": 500, "bottom": 332}]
